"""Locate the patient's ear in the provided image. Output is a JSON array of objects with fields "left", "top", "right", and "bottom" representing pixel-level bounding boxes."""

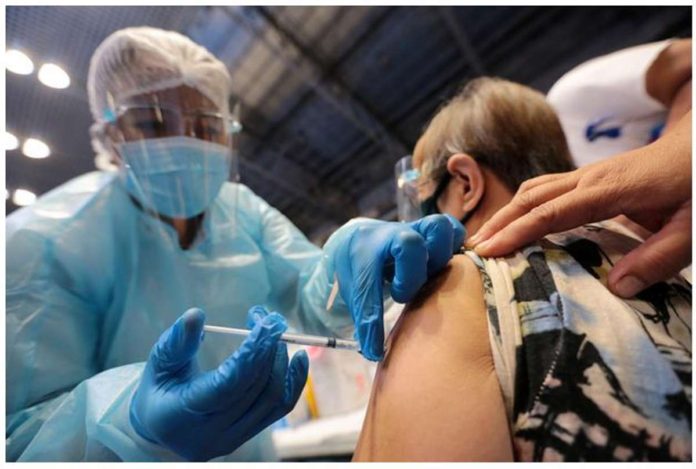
[{"left": 446, "top": 153, "right": 485, "bottom": 213}]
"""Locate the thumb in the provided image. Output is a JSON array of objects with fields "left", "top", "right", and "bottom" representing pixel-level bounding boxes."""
[
  {"left": 347, "top": 260, "right": 386, "bottom": 361},
  {"left": 150, "top": 307, "right": 206, "bottom": 374},
  {"left": 283, "top": 350, "right": 310, "bottom": 407},
  {"left": 609, "top": 201, "right": 691, "bottom": 298},
  {"left": 409, "top": 215, "right": 457, "bottom": 275},
  {"left": 354, "top": 298, "right": 385, "bottom": 362}
]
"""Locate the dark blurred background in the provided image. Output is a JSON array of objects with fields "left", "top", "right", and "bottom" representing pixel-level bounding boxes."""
[{"left": 5, "top": 6, "right": 691, "bottom": 242}]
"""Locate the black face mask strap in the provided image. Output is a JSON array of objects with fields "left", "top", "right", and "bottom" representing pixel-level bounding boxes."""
[
  {"left": 420, "top": 171, "right": 480, "bottom": 226},
  {"left": 419, "top": 172, "right": 452, "bottom": 217},
  {"left": 458, "top": 201, "right": 479, "bottom": 226}
]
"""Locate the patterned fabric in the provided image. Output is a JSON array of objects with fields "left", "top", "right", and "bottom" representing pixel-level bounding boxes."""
[{"left": 464, "top": 222, "right": 691, "bottom": 462}]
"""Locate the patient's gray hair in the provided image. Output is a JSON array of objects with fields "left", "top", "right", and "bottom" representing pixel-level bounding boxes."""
[{"left": 419, "top": 77, "right": 575, "bottom": 191}]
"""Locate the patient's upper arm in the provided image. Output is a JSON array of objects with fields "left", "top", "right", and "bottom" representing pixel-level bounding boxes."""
[{"left": 353, "top": 255, "right": 513, "bottom": 461}]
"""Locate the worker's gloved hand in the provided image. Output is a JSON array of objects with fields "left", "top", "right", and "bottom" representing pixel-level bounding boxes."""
[
  {"left": 331, "top": 215, "right": 465, "bottom": 361},
  {"left": 129, "top": 306, "right": 309, "bottom": 461}
]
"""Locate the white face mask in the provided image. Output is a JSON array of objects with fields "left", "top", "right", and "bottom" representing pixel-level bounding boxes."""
[{"left": 117, "top": 136, "right": 232, "bottom": 218}]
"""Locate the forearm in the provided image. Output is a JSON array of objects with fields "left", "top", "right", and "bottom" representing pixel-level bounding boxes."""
[
  {"left": 250, "top": 183, "right": 355, "bottom": 336},
  {"left": 648, "top": 109, "right": 692, "bottom": 199},
  {"left": 296, "top": 255, "right": 354, "bottom": 336},
  {"left": 266, "top": 220, "right": 356, "bottom": 337},
  {"left": 296, "top": 217, "right": 401, "bottom": 338},
  {"left": 665, "top": 80, "right": 692, "bottom": 132},
  {"left": 645, "top": 39, "right": 692, "bottom": 108}
]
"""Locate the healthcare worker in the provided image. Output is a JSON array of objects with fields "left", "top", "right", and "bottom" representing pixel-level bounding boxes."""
[{"left": 6, "top": 27, "right": 464, "bottom": 462}]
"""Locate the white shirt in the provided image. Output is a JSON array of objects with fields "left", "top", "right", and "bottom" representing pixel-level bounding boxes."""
[{"left": 547, "top": 41, "right": 671, "bottom": 167}]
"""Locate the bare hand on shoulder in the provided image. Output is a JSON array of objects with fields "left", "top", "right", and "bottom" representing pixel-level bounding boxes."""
[{"left": 470, "top": 112, "right": 692, "bottom": 298}]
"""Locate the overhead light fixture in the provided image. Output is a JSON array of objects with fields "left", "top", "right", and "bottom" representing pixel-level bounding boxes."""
[
  {"left": 38, "top": 63, "right": 70, "bottom": 89},
  {"left": 5, "top": 131, "right": 19, "bottom": 151},
  {"left": 5, "top": 49, "right": 34, "bottom": 75},
  {"left": 22, "top": 138, "right": 51, "bottom": 159},
  {"left": 13, "top": 188, "right": 37, "bottom": 206}
]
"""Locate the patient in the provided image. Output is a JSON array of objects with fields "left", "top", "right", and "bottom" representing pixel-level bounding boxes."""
[{"left": 353, "top": 78, "right": 692, "bottom": 462}]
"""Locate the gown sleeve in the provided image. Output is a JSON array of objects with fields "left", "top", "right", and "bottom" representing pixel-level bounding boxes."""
[
  {"left": 5, "top": 209, "right": 188, "bottom": 461},
  {"left": 234, "top": 184, "right": 357, "bottom": 337}
]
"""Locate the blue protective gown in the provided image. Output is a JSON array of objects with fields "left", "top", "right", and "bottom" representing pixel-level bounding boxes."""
[{"left": 6, "top": 171, "right": 354, "bottom": 461}]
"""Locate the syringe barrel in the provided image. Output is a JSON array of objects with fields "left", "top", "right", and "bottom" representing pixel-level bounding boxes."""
[
  {"left": 280, "top": 332, "right": 360, "bottom": 351},
  {"left": 280, "top": 331, "right": 330, "bottom": 347},
  {"left": 331, "top": 337, "right": 361, "bottom": 351},
  {"left": 203, "top": 325, "right": 361, "bottom": 353}
]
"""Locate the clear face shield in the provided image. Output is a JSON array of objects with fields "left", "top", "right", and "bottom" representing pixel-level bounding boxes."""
[
  {"left": 395, "top": 155, "right": 422, "bottom": 222},
  {"left": 106, "top": 89, "right": 242, "bottom": 221}
]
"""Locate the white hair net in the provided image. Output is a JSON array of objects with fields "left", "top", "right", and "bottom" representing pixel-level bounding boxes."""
[{"left": 87, "top": 26, "right": 233, "bottom": 170}]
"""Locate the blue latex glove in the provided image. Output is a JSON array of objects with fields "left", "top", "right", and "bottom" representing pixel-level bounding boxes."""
[
  {"left": 333, "top": 214, "right": 465, "bottom": 361},
  {"left": 129, "top": 306, "right": 309, "bottom": 461}
]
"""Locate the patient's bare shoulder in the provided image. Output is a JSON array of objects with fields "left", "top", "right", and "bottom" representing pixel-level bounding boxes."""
[
  {"left": 386, "top": 254, "right": 493, "bottom": 366},
  {"left": 353, "top": 255, "right": 513, "bottom": 461}
]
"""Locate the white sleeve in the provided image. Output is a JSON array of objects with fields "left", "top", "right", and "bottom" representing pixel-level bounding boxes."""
[{"left": 547, "top": 40, "right": 672, "bottom": 167}]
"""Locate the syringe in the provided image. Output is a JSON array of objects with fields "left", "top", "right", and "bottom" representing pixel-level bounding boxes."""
[{"left": 203, "top": 324, "right": 360, "bottom": 352}]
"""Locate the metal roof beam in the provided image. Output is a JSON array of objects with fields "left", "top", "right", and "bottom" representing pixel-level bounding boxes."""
[
  {"left": 222, "top": 6, "right": 409, "bottom": 159},
  {"left": 247, "top": 6, "right": 394, "bottom": 142},
  {"left": 437, "top": 7, "right": 487, "bottom": 76}
]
